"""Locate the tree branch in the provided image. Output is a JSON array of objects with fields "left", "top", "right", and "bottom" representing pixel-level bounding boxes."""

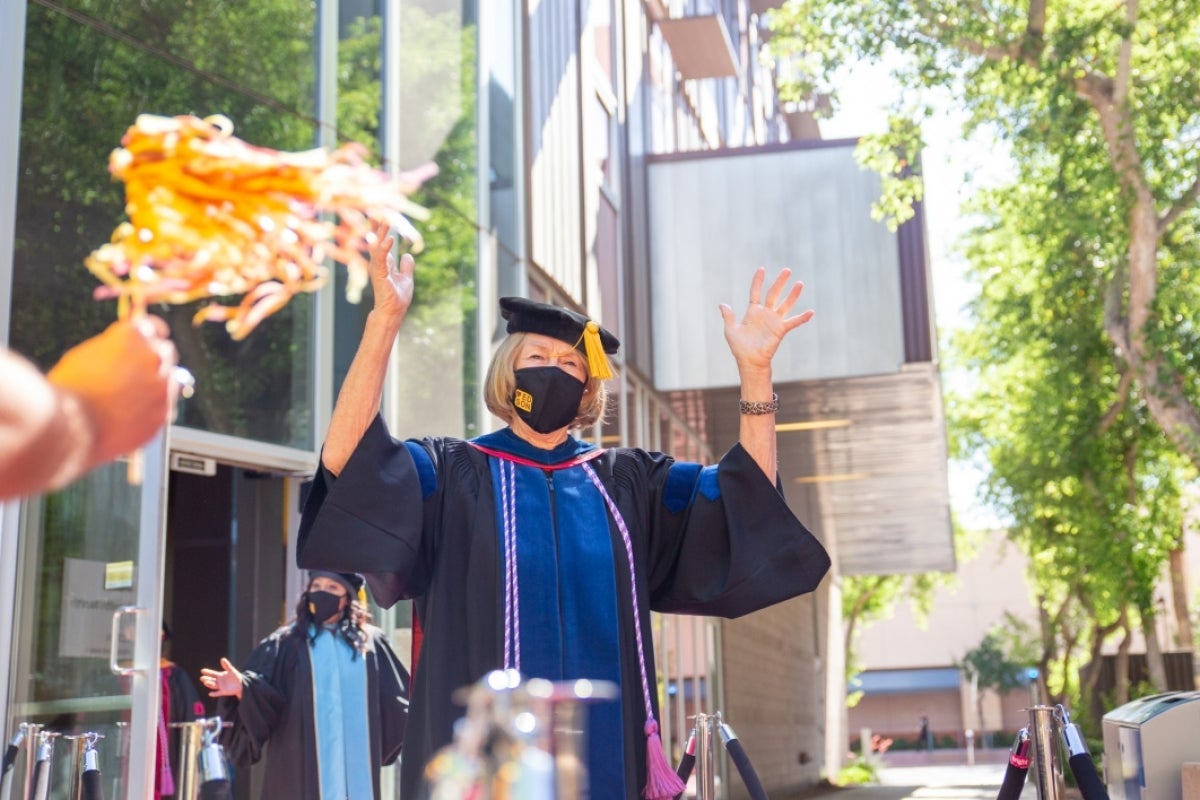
[
  {"left": 955, "top": 36, "right": 1024, "bottom": 63},
  {"left": 1159, "top": 167, "right": 1200, "bottom": 233},
  {"left": 1114, "top": 0, "right": 1137, "bottom": 107},
  {"left": 1027, "top": 0, "right": 1047, "bottom": 39},
  {"left": 915, "top": 0, "right": 1032, "bottom": 64},
  {"left": 1097, "top": 368, "right": 1134, "bottom": 434}
]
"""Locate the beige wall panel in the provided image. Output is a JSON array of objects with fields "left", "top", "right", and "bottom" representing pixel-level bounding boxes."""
[
  {"left": 850, "top": 690, "right": 964, "bottom": 746},
  {"left": 649, "top": 145, "right": 905, "bottom": 390},
  {"left": 855, "top": 531, "right": 1036, "bottom": 670}
]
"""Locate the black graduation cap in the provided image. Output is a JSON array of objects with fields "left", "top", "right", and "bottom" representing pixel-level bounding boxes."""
[
  {"left": 499, "top": 296, "right": 619, "bottom": 378},
  {"left": 308, "top": 570, "right": 365, "bottom": 597}
]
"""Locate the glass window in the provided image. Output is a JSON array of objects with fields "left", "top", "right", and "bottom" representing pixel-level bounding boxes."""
[
  {"left": 12, "top": 1, "right": 320, "bottom": 450},
  {"left": 375, "top": 3, "right": 480, "bottom": 440},
  {"left": 11, "top": 462, "right": 151, "bottom": 794}
]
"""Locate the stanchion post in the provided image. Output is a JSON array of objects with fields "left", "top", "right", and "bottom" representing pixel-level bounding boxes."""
[
  {"left": 27, "top": 730, "right": 59, "bottom": 800},
  {"left": 20, "top": 724, "right": 42, "bottom": 798},
  {"left": 1028, "top": 705, "right": 1064, "bottom": 800},
  {"left": 62, "top": 733, "right": 102, "bottom": 800},
  {"left": 172, "top": 719, "right": 206, "bottom": 800},
  {"left": 550, "top": 693, "right": 584, "bottom": 799},
  {"left": 693, "top": 713, "right": 717, "bottom": 800}
]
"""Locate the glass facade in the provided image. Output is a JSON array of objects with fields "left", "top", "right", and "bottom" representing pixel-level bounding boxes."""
[
  {"left": 10, "top": 460, "right": 153, "bottom": 795},
  {"left": 382, "top": 1, "right": 480, "bottom": 440},
  {"left": 13, "top": 0, "right": 321, "bottom": 451},
  {"left": 4, "top": 1, "right": 483, "bottom": 794},
  {"left": 0, "top": 0, "right": 808, "bottom": 795}
]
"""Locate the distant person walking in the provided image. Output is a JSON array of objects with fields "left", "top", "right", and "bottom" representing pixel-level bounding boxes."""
[{"left": 918, "top": 716, "right": 932, "bottom": 751}]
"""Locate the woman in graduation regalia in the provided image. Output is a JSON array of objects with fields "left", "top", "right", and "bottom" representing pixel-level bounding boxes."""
[
  {"left": 297, "top": 223, "right": 831, "bottom": 799},
  {"left": 199, "top": 571, "right": 409, "bottom": 800}
]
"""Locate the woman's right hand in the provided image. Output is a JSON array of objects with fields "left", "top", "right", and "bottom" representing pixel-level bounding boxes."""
[
  {"left": 199, "top": 657, "right": 245, "bottom": 701},
  {"left": 367, "top": 221, "right": 415, "bottom": 324}
]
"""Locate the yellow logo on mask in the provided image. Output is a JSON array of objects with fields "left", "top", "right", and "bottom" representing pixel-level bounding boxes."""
[{"left": 514, "top": 389, "right": 533, "bottom": 413}]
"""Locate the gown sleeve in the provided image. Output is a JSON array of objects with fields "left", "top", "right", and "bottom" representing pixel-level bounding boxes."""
[
  {"left": 371, "top": 630, "right": 411, "bottom": 766},
  {"left": 635, "top": 442, "right": 831, "bottom": 618},
  {"left": 296, "top": 415, "right": 435, "bottom": 607},
  {"left": 217, "top": 634, "right": 291, "bottom": 768},
  {"left": 167, "top": 665, "right": 205, "bottom": 721}
]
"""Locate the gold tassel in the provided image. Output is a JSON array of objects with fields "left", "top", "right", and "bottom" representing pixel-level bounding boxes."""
[{"left": 582, "top": 321, "right": 613, "bottom": 379}]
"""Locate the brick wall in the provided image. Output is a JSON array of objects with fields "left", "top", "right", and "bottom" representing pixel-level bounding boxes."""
[{"left": 721, "top": 591, "right": 825, "bottom": 798}]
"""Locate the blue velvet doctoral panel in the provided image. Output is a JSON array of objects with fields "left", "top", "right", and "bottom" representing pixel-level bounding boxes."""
[
  {"left": 310, "top": 626, "right": 374, "bottom": 800},
  {"left": 474, "top": 429, "right": 625, "bottom": 798}
]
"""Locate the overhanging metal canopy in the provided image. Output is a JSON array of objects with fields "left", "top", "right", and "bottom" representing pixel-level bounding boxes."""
[
  {"left": 656, "top": 15, "right": 738, "bottom": 80},
  {"left": 693, "top": 364, "right": 956, "bottom": 577}
]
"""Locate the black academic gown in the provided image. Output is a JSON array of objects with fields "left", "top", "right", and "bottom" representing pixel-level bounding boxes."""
[
  {"left": 297, "top": 415, "right": 830, "bottom": 800},
  {"left": 162, "top": 663, "right": 204, "bottom": 796},
  {"left": 216, "top": 623, "right": 409, "bottom": 800}
]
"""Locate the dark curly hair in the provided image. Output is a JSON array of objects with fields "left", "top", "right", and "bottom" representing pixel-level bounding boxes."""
[{"left": 289, "top": 590, "right": 374, "bottom": 658}]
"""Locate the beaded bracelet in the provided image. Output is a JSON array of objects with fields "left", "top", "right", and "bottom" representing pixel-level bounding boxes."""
[{"left": 739, "top": 393, "right": 779, "bottom": 415}]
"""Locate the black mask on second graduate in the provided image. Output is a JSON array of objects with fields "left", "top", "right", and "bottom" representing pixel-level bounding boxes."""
[
  {"left": 306, "top": 590, "right": 344, "bottom": 623},
  {"left": 513, "top": 366, "right": 586, "bottom": 434}
]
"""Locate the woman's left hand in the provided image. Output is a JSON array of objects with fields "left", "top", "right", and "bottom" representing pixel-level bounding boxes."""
[
  {"left": 200, "top": 657, "right": 245, "bottom": 700},
  {"left": 719, "top": 267, "right": 814, "bottom": 371}
]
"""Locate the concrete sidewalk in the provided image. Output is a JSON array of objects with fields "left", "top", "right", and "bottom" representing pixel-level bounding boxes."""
[
  {"left": 774, "top": 760, "right": 1009, "bottom": 800},
  {"left": 768, "top": 753, "right": 1012, "bottom": 800}
]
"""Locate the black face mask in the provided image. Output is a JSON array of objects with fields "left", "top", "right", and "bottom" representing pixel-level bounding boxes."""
[
  {"left": 306, "top": 590, "right": 344, "bottom": 623},
  {"left": 513, "top": 366, "right": 586, "bottom": 434}
]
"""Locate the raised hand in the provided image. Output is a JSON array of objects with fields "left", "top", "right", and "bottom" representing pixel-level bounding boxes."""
[
  {"left": 199, "top": 657, "right": 245, "bottom": 701},
  {"left": 366, "top": 220, "right": 415, "bottom": 323},
  {"left": 718, "top": 267, "right": 814, "bottom": 372}
]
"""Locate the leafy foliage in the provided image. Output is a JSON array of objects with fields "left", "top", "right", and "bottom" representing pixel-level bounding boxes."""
[{"left": 767, "top": 0, "right": 1200, "bottom": 734}]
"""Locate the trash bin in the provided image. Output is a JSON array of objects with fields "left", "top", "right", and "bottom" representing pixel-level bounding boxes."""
[{"left": 1101, "top": 690, "right": 1200, "bottom": 800}]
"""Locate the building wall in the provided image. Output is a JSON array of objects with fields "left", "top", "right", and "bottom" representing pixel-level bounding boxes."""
[
  {"left": 0, "top": 2, "right": 846, "bottom": 796},
  {"left": 852, "top": 689, "right": 962, "bottom": 747},
  {"left": 647, "top": 143, "right": 906, "bottom": 392},
  {"left": 722, "top": 587, "right": 827, "bottom": 795},
  {"left": 849, "top": 531, "right": 1039, "bottom": 746}
]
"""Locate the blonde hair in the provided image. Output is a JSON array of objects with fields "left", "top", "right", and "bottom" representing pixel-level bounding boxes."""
[{"left": 484, "top": 332, "right": 608, "bottom": 429}]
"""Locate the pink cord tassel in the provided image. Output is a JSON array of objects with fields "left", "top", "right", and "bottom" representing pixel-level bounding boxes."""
[{"left": 642, "top": 719, "right": 686, "bottom": 799}]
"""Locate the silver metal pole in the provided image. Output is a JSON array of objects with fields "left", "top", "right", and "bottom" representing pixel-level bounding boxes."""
[
  {"left": 19, "top": 725, "right": 42, "bottom": 800},
  {"left": 1027, "top": 705, "right": 1064, "bottom": 800},
  {"left": 552, "top": 699, "right": 585, "bottom": 800},
  {"left": 171, "top": 720, "right": 205, "bottom": 800},
  {"left": 68, "top": 736, "right": 84, "bottom": 800},
  {"left": 27, "top": 731, "right": 58, "bottom": 800},
  {"left": 63, "top": 732, "right": 104, "bottom": 800},
  {"left": 694, "top": 712, "right": 716, "bottom": 800}
]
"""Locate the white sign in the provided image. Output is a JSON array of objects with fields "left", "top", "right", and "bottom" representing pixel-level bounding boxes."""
[{"left": 59, "top": 557, "right": 137, "bottom": 659}]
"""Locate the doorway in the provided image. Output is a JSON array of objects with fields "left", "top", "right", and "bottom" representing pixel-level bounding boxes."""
[{"left": 163, "top": 462, "right": 291, "bottom": 800}]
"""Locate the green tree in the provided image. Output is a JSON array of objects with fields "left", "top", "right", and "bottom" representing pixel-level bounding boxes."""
[
  {"left": 765, "top": 0, "right": 1200, "bottom": 734},
  {"left": 843, "top": 571, "right": 948, "bottom": 706},
  {"left": 958, "top": 617, "right": 1037, "bottom": 745},
  {"left": 16, "top": 2, "right": 478, "bottom": 445},
  {"left": 765, "top": 0, "right": 1200, "bottom": 469}
]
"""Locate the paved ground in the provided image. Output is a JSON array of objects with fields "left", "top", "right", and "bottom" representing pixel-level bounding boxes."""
[
  {"left": 773, "top": 757, "right": 1011, "bottom": 800},
  {"left": 768, "top": 753, "right": 1012, "bottom": 800},
  {"left": 826, "top": 763, "right": 1007, "bottom": 798}
]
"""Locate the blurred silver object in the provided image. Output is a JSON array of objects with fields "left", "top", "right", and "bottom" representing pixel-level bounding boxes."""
[
  {"left": 425, "top": 670, "right": 618, "bottom": 800},
  {"left": 1028, "top": 705, "right": 1065, "bottom": 800},
  {"left": 171, "top": 716, "right": 230, "bottom": 800}
]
